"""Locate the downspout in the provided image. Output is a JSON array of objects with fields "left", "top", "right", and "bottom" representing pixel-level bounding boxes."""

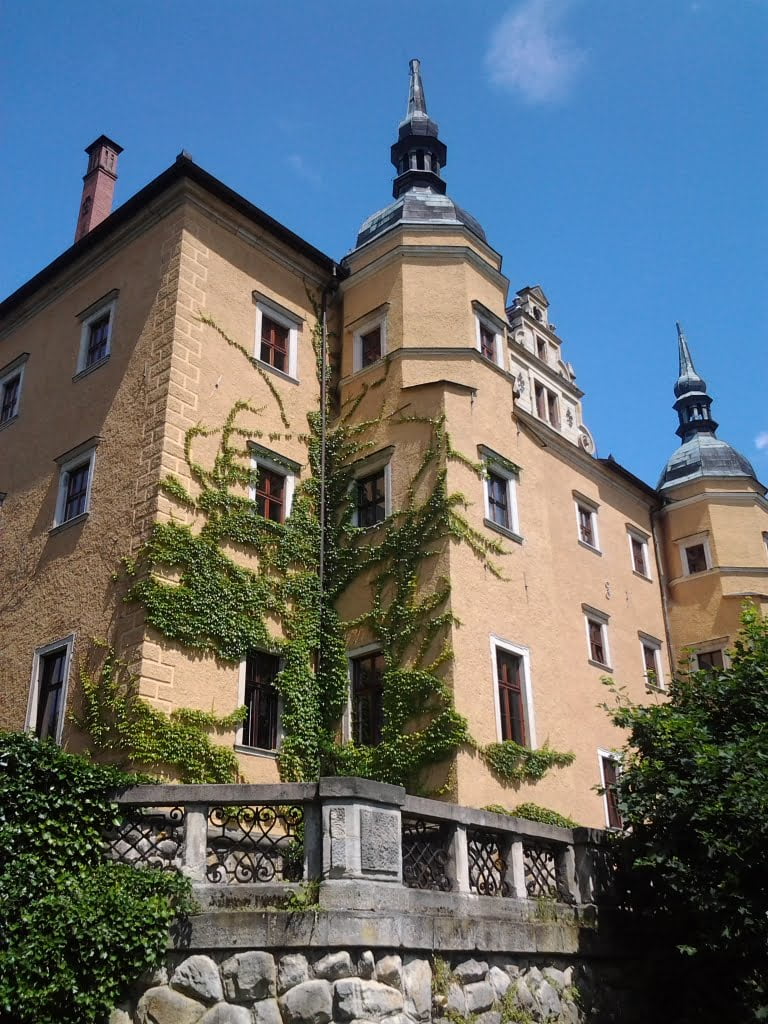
[
  {"left": 651, "top": 502, "right": 675, "bottom": 680},
  {"left": 318, "top": 265, "right": 339, "bottom": 617}
]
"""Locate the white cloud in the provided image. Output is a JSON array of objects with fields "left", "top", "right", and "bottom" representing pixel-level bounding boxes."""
[
  {"left": 755, "top": 432, "right": 768, "bottom": 452},
  {"left": 486, "top": 0, "right": 585, "bottom": 104},
  {"left": 286, "top": 154, "right": 321, "bottom": 187}
]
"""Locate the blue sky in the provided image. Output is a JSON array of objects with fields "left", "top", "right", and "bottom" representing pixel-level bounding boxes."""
[{"left": 2, "top": 0, "right": 766, "bottom": 486}]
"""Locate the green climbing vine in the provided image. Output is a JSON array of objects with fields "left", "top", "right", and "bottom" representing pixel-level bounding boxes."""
[{"left": 86, "top": 304, "right": 573, "bottom": 792}]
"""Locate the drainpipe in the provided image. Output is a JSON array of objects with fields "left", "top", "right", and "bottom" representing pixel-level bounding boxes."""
[
  {"left": 318, "top": 266, "right": 339, "bottom": 617},
  {"left": 651, "top": 504, "right": 675, "bottom": 680}
]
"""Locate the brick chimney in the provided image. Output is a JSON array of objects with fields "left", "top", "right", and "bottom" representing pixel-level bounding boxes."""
[{"left": 74, "top": 135, "right": 123, "bottom": 243}]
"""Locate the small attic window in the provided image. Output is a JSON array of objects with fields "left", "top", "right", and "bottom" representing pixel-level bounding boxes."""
[{"left": 533, "top": 306, "right": 543, "bottom": 321}]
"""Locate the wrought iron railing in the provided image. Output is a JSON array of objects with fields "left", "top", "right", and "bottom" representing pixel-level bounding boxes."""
[{"left": 104, "top": 779, "right": 615, "bottom": 907}]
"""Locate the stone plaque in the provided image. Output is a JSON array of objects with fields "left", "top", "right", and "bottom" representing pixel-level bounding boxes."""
[{"left": 359, "top": 808, "right": 400, "bottom": 876}]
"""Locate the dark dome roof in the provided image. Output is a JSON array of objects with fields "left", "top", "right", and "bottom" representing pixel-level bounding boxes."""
[
  {"left": 658, "top": 433, "right": 756, "bottom": 491},
  {"left": 355, "top": 187, "right": 486, "bottom": 249}
]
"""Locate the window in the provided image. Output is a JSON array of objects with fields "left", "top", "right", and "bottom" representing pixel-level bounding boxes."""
[
  {"left": 584, "top": 606, "right": 610, "bottom": 667},
  {"left": 697, "top": 649, "right": 723, "bottom": 671},
  {"left": 598, "top": 752, "right": 622, "bottom": 829},
  {"left": 26, "top": 636, "right": 75, "bottom": 744},
  {"left": 351, "top": 308, "right": 388, "bottom": 372},
  {"left": 685, "top": 543, "right": 708, "bottom": 574},
  {"left": 536, "top": 336, "right": 547, "bottom": 362},
  {"left": 356, "top": 470, "right": 386, "bottom": 527},
  {"left": 260, "top": 315, "right": 289, "bottom": 372},
  {"left": 677, "top": 533, "right": 712, "bottom": 577},
  {"left": 480, "top": 446, "right": 520, "bottom": 538},
  {"left": 351, "top": 650, "right": 384, "bottom": 746},
  {"left": 640, "top": 634, "right": 664, "bottom": 689},
  {"left": 242, "top": 651, "right": 280, "bottom": 750},
  {"left": 54, "top": 439, "right": 99, "bottom": 528},
  {"left": 472, "top": 302, "right": 505, "bottom": 368},
  {"left": 628, "top": 529, "right": 650, "bottom": 577},
  {"left": 249, "top": 445, "right": 298, "bottom": 525},
  {"left": 0, "top": 354, "right": 28, "bottom": 426},
  {"left": 534, "top": 381, "right": 561, "bottom": 428},
  {"left": 360, "top": 326, "right": 382, "bottom": 368},
  {"left": 77, "top": 293, "right": 117, "bottom": 373},
  {"left": 575, "top": 496, "right": 600, "bottom": 551},
  {"left": 491, "top": 637, "right": 534, "bottom": 747},
  {"left": 254, "top": 293, "right": 302, "bottom": 379}
]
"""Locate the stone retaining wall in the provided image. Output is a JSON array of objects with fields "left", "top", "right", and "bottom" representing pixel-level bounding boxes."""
[{"left": 110, "top": 946, "right": 635, "bottom": 1024}]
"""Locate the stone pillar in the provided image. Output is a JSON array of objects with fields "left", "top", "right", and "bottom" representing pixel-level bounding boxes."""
[
  {"left": 318, "top": 777, "right": 405, "bottom": 883},
  {"left": 448, "top": 823, "right": 471, "bottom": 893},
  {"left": 506, "top": 837, "right": 527, "bottom": 900},
  {"left": 182, "top": 802, "right": 209, "bottom": 883}
]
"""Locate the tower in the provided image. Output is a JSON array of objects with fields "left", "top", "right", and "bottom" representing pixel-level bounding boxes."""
[{"left": 658, "top": 325, "right": 768, "bottom": 669}]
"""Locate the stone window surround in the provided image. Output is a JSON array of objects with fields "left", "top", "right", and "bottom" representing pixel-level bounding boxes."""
[
  {"left": 253, "top": 291, "right": 303, "bottom": 382},
  {"left": 638, "top": 631, "right": 664, "bottom": 690},
  {"left": 235, "top": 652, "right": 283, "bottom": 758},
  {"left": 479, "top": 445, "right": 522, "bottom": 542},
  {"left": 350, "top": 303, "right": 389, "bottom": 373},
  {"left": 349, "top": 446, "right": 394, "bottom": 528},
  {"left": 597, "top": 748, "right": 622, "bottom": 830},
  {"left": 627, "top": 525, "right": 652, "bottom": 580},
  {"left": 690, "top": 635, "right": 730, "bottom": 671},
  {"left": 489, "top": 634, "right": 537, "bottom": 748},
  {"left": 472, "top": 300, "right": 506, "bottom": 371},
  {"left": 25, "top": 633, "right": 76, "bottom": 746},
  {"left": 248, "top": 443, "right": 300, "bottom": 524},
  {"left": 573, "top": 492, "right": 601, "bottom": 553},
  {"left": 676, "top": 531, "right": 713, "bottom": 577},
  {"left": 0, "top": 352, "right": 29, "bottom": 428},
  {"left": 52, "top": 436, "right": 101, "bottom": 529},
  {"left": 583, "top": 604, "right": 611, "bottom": 670},
  {"left": 75, "top": 289, "right": 118, "bottom": 376}
]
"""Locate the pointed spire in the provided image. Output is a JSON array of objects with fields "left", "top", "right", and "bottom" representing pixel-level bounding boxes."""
[
  {"left": 405, "top": 59, "right": 428, "bottom": 121},
  {"left": 671, "top": 323, "right": 718, "bottom": 440},
  {"left": 390, "top": 59, "right": 447, "bottom": 199}
]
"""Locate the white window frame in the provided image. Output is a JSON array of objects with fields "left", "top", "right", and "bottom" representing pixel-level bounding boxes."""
[
  {"left": 489, "top": 635, "right": 536, "bottom": 748},
  {"left": 249, "top": 446, "right": 298, "bottom": 523},
  {"left": 77, "top": 292, "right": 118, "bottom": 374},
  {"left": 574, "top": 493, "right": 600, "bottom": 552},
  {"left": 692, "top": 637, "right": 730, "bottom": 671},
  {"left": 352, "top": 311, "right": 388, "bottom": 373},
  {"left": 234, "top": 652, "right": 283, "bottom": 757},
  {"left": 53, "top": 439, "right": 99, "bottom": 528},
  {"left": 481, "top": 449, "right": 520, "bottom": 538},
  {"left": 583, "top": 604, "right": 611, "bottom": 668},
  {"left": 253, "top": 293, "right": 302, "bottom": 381},
  {"left": 597, "top": 749, "right": 622, "bottom": 830},
  {"left": 25, "top": 634, "right": 76, "bottom": 745},
  {"left": 627, "top": 526, "right": 651, "bottom": 579},
  {"left": 0, "top": 353, "right": 28, "bottom": 426},
  {"left": 639, "top": 632, "right": 664, "bottom": 690},
  {"left": 677, "top": 532, "right": 713, "bottom": 577},
  {"left": 343, "top": 642, "right": 383, "bottom": 743},
  {"left": 472, "top": 302, "right": 506, "bottom": 370},
  {"left": 350, "top": 448, "right": 393, "bottom": 528}
]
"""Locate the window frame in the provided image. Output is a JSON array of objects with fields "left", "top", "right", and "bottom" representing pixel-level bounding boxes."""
[
  {"left": 236, "top": 651, "right": 282, "bottom": 755},
  {"left": 597, "top": 750, "right": 622, "bottom": 830},
  {"left": 350, "top": 447, "right": 393, "bottom": 529},
  {"left": 53, "top": 439, "right": 99, "bottom": 529},
  {"left": 25, "top": 634, "right": 76, "bottom": 745},
  {"left": 253, "top": 293, "right": 302, "bottom": 381},
  {"left": 533, "top": 380, "right": 561, "bottom": 429},
  {"left": 639, "top": 632, "right": 664, "bottom": 690},
  {"left": 472, "top": 302, "right": 506, "bottom": 370},
  {"left": 627, "top": 527, "right": 651, "bottom": 579},
  {"left": 574, "top": 494, "right": 600, "bottom": 552},
  {"left": 677, "top": 533, "right": 713, "bottom": 577},
  {"left": 0, "top": 353, "right": 29, "bottom": 428},
  {"left": 692, "top": 637, "right": 730, "bottom": 672},
  {"left": 352, "top": 310, "right": 388, "bottom": 373},
  {"left": 76, "top": 292, "right": 118, "bottom": 375},
  {"left": 345, "top": 644, "right": 385, "bottom": 747},
  {"left": 490, "top": 636, "right": 536, "bottom": 748},
  {"left": 479, "top": 445, "right": 521, "bottom": 540},
  {"left": 249, "top": 445, "right": 298, "bottom": 525},
  {"left": 583, "top": 605, "right": 611, "bottom": 669}
]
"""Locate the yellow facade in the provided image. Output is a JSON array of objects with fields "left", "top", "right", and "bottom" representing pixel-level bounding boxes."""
[{"left": 2, "top": 100, "right": 767, "bottom": 827}]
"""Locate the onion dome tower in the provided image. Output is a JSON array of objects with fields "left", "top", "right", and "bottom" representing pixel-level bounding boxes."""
[
  {"left": 658, "top": 323, "right": 756, "bottom": 490},
  {"left": 355, "top": 59, "right": 486, "bottom": 249}
]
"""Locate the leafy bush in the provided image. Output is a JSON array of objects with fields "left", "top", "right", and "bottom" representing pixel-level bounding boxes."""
[
  {"left": 606, "top": 605, "right": 768, "bottom": 1023},
  {"left": 0, "top": 732, "right": 193, "bottom": 1024}
]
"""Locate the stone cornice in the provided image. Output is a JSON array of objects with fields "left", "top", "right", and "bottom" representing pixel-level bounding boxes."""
[{"left": 341, "top": 240, "right": 509, "bottom": 293}]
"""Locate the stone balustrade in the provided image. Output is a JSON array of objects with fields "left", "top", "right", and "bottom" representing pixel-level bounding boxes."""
[{"left": 106, "top": 777, "right": 616, "bottom": 911}]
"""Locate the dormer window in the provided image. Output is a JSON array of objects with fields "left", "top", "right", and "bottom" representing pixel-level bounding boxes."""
[
  {"left": 536, "top": 337, "right": 547, "bottom": 362},
  {"left": 533, "top": 306, "right": 543, "bottom": 321},
  {"left": 534, "top": 381, "right": 560, "bottom": 428}
]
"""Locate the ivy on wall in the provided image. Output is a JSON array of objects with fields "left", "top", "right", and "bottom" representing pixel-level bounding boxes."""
[{"left": 91, "top": 306, "right": 574, "bottom": 792}]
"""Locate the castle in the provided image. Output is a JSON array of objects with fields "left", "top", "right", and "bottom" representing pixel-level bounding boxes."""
[{"left": 1, "top": 60, "right": 765, "bottom": 827}]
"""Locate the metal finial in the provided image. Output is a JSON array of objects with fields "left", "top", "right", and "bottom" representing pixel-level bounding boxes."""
[{"left": 406, "top": 58, "right": 428, "bottom": 119}]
